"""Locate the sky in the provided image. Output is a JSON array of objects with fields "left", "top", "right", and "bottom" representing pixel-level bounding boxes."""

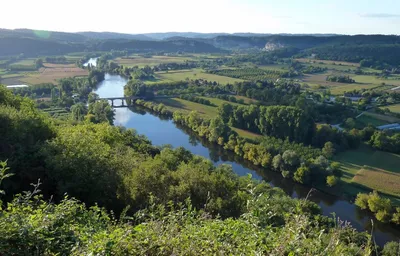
[{"left": 2, "top": 0, "right": 400, "bottom": 35}]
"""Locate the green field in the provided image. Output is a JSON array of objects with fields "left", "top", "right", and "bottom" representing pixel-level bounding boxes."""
[
  {"left": 115, "top": 55, "right": 195, "bottom": 67},
  {"left": 356, "top": 114, "right": 389, "bottom": 127},
  {"left": 258, "top": 64, "right": 288, "bottom": 71},
  {"left": 154, "top": 97, "right": 261, "bottom": 140},
  {"left": 199, "top": 96, "right": 246, "bottom": 107},
  {"left": 335, "top": 145, "right": 400, "bottom": 200},
  {"left": 10, "top": 59, "right": 36, "bottom": 66},
  {"left": 383, "top": 104, "right": 400, "bottom": 114},
  {"left": 154, "top": 69, "right": 244, "bottom": 84},
  {"left": 351, "top": 75, "right": 400, "bottom": 87},
  {"left": 155, "top": 97, "right": 218, "bottom": 118},
  {"left": 233, "top": 95, "right": 259, "bottom": 105},
  {"left": 303, "top": 72, "right": 389, "bottom": 95}
]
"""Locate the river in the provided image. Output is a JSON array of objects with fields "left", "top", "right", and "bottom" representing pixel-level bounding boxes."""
[{"left": 88, "top": 58, "right": 399, "bottom": 246}]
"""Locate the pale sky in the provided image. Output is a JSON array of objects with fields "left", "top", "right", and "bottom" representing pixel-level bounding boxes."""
[{"left": 2, "top": 0, "right": 400, "bottom": 35}]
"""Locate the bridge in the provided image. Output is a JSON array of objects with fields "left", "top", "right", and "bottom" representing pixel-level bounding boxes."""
[
  {"left": 96, "top": 95, "right": 176, "bottom": 107},
  {"left": 95, "top": 96, "right": 144, "bottom": 107}
]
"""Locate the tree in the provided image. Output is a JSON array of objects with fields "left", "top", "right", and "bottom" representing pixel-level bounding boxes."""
[
  {"left": 208, "top": 116, "right": 229, "bottom": 142},
  {"left": 367, "top": 191, "right": 392, "bottom": 213},
  {"left": 355, "top": 193, "right": 370, "bottom": 210},
  {"left": 326, "top": 175, "right": 338, "bottom": 187},
  {"left": 71, "top": 103, "right": 87, "bottom": 121},
  {"left": 382, "top": 241, "right": 400, "bottom": 256},
  {"left": 282, "top": 150, "right": 300, "bottom": 173},
  {"left": 35, "top": 58, "right": 43, "bottom": 69},
  {"left": 87, "top": 100, "right": 115, "bottom": 125},
  {"left": 294, "top": 166, "right": 311, "bottom": 184},
  {"left": 322, "top": 141, "right": 335, "bottom": 159},
  {"left": 218, "top": 103, "right": 233, "bottom": 124},
  {"left": 88, "top": 92, "right": 100, "bottom": 104},
  {"left": 272, "top": 154, "right": 282, "bottom": 170},
  {"left": 345, "top": 118, "right": 356, "bottom": 129}
]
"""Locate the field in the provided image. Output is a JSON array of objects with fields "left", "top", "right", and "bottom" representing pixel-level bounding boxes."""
[
  {"left": 336, "top": 146, "right": 400, "bottom": 199},
  {"left": 20, "top": 64, "right": 88, "bottom": 85},
  {"left": 296, "top": 58, "right": 360, "bottom": 67},
  {"left": 114, "top": 55, "right": 195, "bottom": 67},
  {"left": 302, "top": 72, "right": 392, "bottom": 95},
  {"left": 258, "top": 64, "right": 288, "bottom": 71},
  {"left": 383, "top": 104, "right": 400, "bottom": 114},
  {"left": 154, "top": 69, "right": 244, "bottom": 84},
  {"left": 351, "top": 75, "right": 400, "bottom": 87},
  {"left": 198, "top": 97, "right": 245, "bottom": 107},
  {"left": 356, "top": 113, "right": 389, "bottom": 127},
  {"left": 153, "top": 97, "right": 261, "bottom": 140},
  {"left": 233, "top": 95, "right": 259, "bottom": 104},
  {"left": 10, "top": 59, "right": 36, "bottom": 66},
  {"left": 154, "top": 98, "right": 218, "bottom": 118}
]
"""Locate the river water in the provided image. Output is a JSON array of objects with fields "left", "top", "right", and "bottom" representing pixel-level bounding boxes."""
[{"left": 88, "top": 59, "right": 399, "bottom": 246}]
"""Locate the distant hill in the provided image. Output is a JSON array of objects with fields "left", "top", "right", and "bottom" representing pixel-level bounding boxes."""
[
  {"left": 0, "top": 37, "right": 83, "bottom": 56},
  {"left": 78, "top": 32, "right": 154, "bottom": 41},
  {"left": 142, "top": 32, "right": 230, "bottom": 40},
  {"left": 94, "top": 38, "right": 224, "bottom": 53},
  {"left": 0, "top": 28, "right": 87, "bottom": 43}
]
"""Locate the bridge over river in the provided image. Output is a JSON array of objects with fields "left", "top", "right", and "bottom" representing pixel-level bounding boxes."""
[{"left": 96, "top": 95, "right": 177, "bottom": 107}]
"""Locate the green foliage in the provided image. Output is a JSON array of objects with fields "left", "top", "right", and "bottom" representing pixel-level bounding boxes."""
[
  {"left": 87, "top": 100, "right": 115, "bottom": 124},
  {"left": 382, "top": 241, "right": 400, "bottom": 256},
  {"left": 326, "top": 75, "right": 355, "bottom": 83},
  {"left": 208, "top": 67, "right": 292, "bottom": 80},
  {"left": 369, "top": 131, "right": 400, "bottom": 154},
  {"left": 0, "top": 161, "right": 13, "bottom": 198},
  {"left": 322, "top": 141, "right": 336, "bottom": 159},
  {"left": 326, "top": 175, "right": 338, "bottom": 187},
  {"left": 355, "top": 191, "right": 397, "bottom": 224},
  {"left": 0, "top": 180, "right": 372, "bottom": 255}
]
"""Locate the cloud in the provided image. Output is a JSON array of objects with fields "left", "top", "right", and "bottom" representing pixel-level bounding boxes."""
[{"left": 360, "top": 13, "right": 400, "bottom": 18}]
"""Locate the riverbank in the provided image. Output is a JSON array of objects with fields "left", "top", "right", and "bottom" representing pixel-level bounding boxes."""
[{"left": 91, "top": 72, "right": 400, "bottom": 247}]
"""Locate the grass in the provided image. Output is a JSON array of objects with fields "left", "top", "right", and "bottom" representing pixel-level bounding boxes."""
[
  {"left": 356, "top": 113, "right": 390, "bottom": 127},
  {"left": 296, "top": 58, "right": 360, "bottom": 67},
  {"left": 233, "top": 95, "right": 259, "bottom": 105},
  {"left": 20, "top": 64, "right": 88, "bottom": 85},
  {"left": 258, "top": 64, "right": 288, "bottom": 71},
  {"left": 10, "top": 59, "right": 36, "bottom": 66},
  {"left": 114, "top": 55, "right": 195, "bottom": 67},
  {"left": 383, "top": 104, "right": 400, "bottom": 114},
  {"left": 154, "top": 69, "right": 244, "bottom": 84},
  {"left": 199, "top": 97, "right": 246, "bottom": 107},
  {"left": 303, "top": 73, "right": 383, "bottom": 95},
  {"left": 154, "top": 98, "right": 218, "bottom": 118},
  {"left": 231, "top": 127, "right": 261, "bottom": 140},
  {"left": 351, "top": 75, "right": 400, "bottom": 87},
  {"left": 335, "top": 145, "right": 400, "bottom": 200},
  {"left": 154, "top": 97, "right": 262, "bottom": 140}
]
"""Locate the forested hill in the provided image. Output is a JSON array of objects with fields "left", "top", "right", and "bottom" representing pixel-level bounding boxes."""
[
  {"left": 78, "top": 31, "right": 154, "bottom": 41},
  {"left": 210, "top": 34, "right": 400, "bottom": 49},
  {"left": 1, "top": 28, "right": 400, "bottom": 66},
  {"left": 94, "top": 38, "right": 224, "bottom": 53},
  {"left": 0, "top": 37, "right": 83, "bottom": 56}
]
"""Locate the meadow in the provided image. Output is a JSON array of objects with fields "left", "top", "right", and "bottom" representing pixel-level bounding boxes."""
[
  {"left": 154, "top": 69, "right": 244, "bottom": 84},
  {"left": 114, "top": 55, "right": 195, "bottom": 67},
  {"left": 20, "top": 63, "right": 88, "bottom": 85},
  {"left": 335, "top": 145, "right": 400, "bottom": 200},
  {"left": 153, "top": 97, "right": 261, "bottom": 140},
  {"left": 383, "top": 103, "right": 400, "bottom": 114}
]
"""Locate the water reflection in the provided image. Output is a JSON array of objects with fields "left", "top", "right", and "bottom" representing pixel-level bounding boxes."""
[{"left": 93, "top": 73, "right": 400, "bottom": 246}]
